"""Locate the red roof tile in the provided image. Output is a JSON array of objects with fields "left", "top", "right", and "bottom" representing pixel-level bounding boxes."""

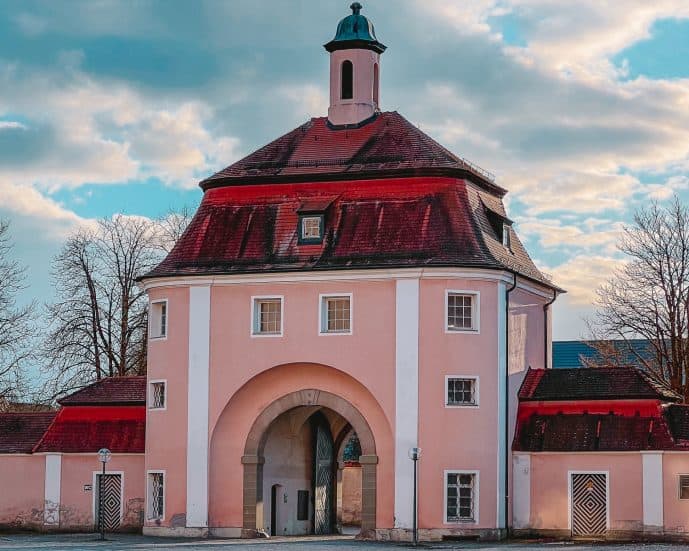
[
  {"left": 201, "top": 112, "right": 503, "bottom": 194},
  {"left": 34, "top": 406, "right": 145, "bottom": 454},
  {"left": 518, "top": 367, "right": 681, "bottom": 402},
  {"left": 0, "top": 413, "right": 56, "bottom": 453},
  {"left": 58, "top": 376, "right": 146, "bottom": 406},
  {"left": 514, "top": 412, "right": 676, "bottom": 452},
  {"left": 144, "top": 177, "right": 556, "bottom": 289}
]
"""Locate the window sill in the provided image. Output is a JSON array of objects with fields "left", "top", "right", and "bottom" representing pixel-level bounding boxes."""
[
  {"left": 445, "top": 328, "right": 480, "bottom": 335},
  {"left": 251, "top": 332, "right": 283, "bottom": 338},
  {"left": 444, "top": 518, "right": 477, "bottom": 525},
  {"left": 445, "top": 403, "right": 479, "bottom": 409},
  {"left": 149, "top": 335, "right": 168, "bottom": 341},
  {"left": 148, "top": 406, "right": 166, "bottom": 412},
  {"left": 319, "top": 330, "right": 353, "bottom": 336}
]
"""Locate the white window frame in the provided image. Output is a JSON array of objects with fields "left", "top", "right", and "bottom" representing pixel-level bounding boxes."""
[
  {"left": 146, "top": 470, "right": 166, "bottom": 521},
  {"left": 251, "top": 295, "right": 284, "bottom": 337},
  {"left": 445, "top": 290, "right": 480, "bottom": 334},
  {"left": 148, "top": 379, "right": 167, "bottom": 411},
  {"left": 149, "top": 299, "right": 168, "bottom": 340},
  {"left": 679, "top": 474, "right": 689, "bottom": 500},
  {"left": 502, "top": 223, "right": 511, "bottom": 249},
  {"left": 318, "top": 293, "right": 353, "bottom": 336},
  {"left": 443, "top": 469, "right": 480, "bottom": 524},
  {"left": 567, "top": 470, "right": 610, "bottom": 531},
  {"left": 444, "top": 375, "right": 479, "bottom": 408},
  {"left": 91, "top": 470, "right": 124, "bottom": 525}
]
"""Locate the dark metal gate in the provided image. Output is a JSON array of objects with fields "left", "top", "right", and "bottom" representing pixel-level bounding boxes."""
[
  {"left": 96, "top": 474, "right": 122, "bottom": 531},
  {"left": 313, "top": 421, "right": 334, "bottom": 534},
  {"left": 571, "top": 473, "right": 607, "bottom": 537}
]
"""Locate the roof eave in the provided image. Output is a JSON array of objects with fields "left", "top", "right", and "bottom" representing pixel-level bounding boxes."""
[{"left": 199, "top": 166, "right": 508, "bottom": 197}]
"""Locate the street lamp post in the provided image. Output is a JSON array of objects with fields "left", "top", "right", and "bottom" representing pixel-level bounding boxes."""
[
  {"left": 408, "top": 447, "right": 422, "bottom": 546},
  {"left": 97, "top": 448, "right": 112, "bottom": 541}
]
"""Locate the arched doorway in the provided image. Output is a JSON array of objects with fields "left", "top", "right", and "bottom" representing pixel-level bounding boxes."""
[{"left": 242, "top": 389, "right": 377, "bottom": 537}]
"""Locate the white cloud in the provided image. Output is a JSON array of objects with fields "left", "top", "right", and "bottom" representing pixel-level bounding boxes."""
[
  {"left": 546, "top": 254, "right": 624, "bottom": 306},
  {"left": 0, "top": 121, "right": 27, "bottom": 130}
]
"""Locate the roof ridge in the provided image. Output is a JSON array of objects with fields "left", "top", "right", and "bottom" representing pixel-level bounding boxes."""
[{"left": 31, "top": 409, "right": 61, "bottom": 454}]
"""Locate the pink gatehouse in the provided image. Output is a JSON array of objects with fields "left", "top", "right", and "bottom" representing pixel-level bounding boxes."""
[{"left": 1, "top": 3, "right": 688, "bottom": 542}]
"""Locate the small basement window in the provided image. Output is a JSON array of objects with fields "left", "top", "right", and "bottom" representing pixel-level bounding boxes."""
[
  {"left": 680, "top": 475, "right": 689, "bottom": 499},
  {"left": 298, "top": 215, "right": 324, "bottom": 244},
  {"left": 446, "top": 471, "right": 478, "bottom": 523},
  {"left": 147, "top": 471, "right": 165, "bottom": 520},
  {"left": 149, "top": 300, "right": 167, "bottom": 339}
]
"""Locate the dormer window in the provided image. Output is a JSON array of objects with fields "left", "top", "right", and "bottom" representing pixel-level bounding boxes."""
[
  {"left": 502, "top": 223, "right": 511, "bottom": 249},
  {"left": 299, "top": 215, "right": 324, "bottom": 244}
]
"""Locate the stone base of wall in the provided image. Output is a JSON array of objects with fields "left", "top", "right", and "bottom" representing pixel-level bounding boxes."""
[
  {"left": 512, "top": 528, "right": 689, "bottom": 542},
  {"left": 142, "top": 526, "right": 209, "bottom": 537},
  {"left": 371, "top": 528, "right": 505, "bottom": 542}
]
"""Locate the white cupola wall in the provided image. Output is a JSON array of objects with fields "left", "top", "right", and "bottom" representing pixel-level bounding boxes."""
[
  {"left": 328, "top": 49, "right": 381, "bottom": 127},
  {"left": 324, "top": 3, "right": 386, "bottom": 128}
]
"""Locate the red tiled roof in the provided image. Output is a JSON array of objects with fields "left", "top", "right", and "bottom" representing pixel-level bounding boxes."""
[
  {"left": 665, "top": 404, "right": 689, "bottom": 444},
  {"left": 201, "top": 112, "right": 504, "bottom": 194},
  {"left": 514, "top": 412, "right": 676, "bottom": 452},
  {"left": 0, "top": 413, "right": 56, "bottom": 453},
  {"left": 58, "top": 376, "right": 146, "bottom": 406},
  {"left": 144, "top": 177, "right": 556, "bottom": 289},
  {"left": 34, "top": 406, "right": 145, "bottom": 454},
  {"left": 518, "top": 367, "right": 681, "bottom": 402}
]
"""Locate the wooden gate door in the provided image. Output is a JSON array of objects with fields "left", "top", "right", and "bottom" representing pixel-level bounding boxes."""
[
  {"left": 313, "top": 421, "right": 334, "bottom": 534},
  {"left": 96, "top": 474, "right": 122, "bottom": 531},
  {"left": 571, "top": 473, "right": 607, "bottom": 537}
]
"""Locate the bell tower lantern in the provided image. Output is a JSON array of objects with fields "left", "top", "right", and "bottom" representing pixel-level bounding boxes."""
[{"left": 324, "top": 2, "right": 387, "bottom": 127}]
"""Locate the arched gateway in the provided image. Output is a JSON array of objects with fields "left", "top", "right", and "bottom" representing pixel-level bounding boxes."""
[{"left": 241, "top": 389, "right": 378, "bottom": 536}]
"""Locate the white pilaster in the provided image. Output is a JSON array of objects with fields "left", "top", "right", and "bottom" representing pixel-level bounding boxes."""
[
  {"left": 496, "top": 282, "right": 507, "bottom": 529},
  {"left": 44, "top": 453, "right": 62, "bottom": 525},
  {"left": 186, "top": 285, "right": 211, "bottom": 527},
  {"left": 512, "top": 454, "right": 531, "bottom": 529},
  {"left": 642, "top": 452, "right": 664, "bottom": 528},
  {"left": 394, "top": 278, "right": 419, "bottom": 529}
]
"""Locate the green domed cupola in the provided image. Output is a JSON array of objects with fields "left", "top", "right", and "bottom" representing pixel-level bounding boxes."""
[{"left": 324, "top": 2, "right": 387, "bottom": 54}]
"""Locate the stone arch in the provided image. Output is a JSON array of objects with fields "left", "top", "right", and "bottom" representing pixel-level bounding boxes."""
[{"left": 241, "top": 389, "right": 378, "bottom": 535}]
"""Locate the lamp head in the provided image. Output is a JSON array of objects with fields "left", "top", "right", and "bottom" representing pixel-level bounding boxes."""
[{"left": 98, "top": 448, "right": 112, "bottom": 464}]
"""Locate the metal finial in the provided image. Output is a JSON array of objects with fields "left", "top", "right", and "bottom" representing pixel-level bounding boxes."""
[{"left": 350, "top": 2, "right": 362, "bottom": 15}]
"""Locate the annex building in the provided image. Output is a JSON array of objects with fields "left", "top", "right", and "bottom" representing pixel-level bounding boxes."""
[{"left": 1, "top": 3, "right": 688, "bottom": 542}]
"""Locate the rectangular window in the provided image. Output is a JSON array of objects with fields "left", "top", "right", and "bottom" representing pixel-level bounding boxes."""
[
  {"left": 149, "top": 381, "right": 166, "bottom": 410},
  {"left": 446, "top": 292, "right": 478, "bottom": 332},
  {"left": 446, "top": 377, "right": 478, "bottom": 407},
  {"left": 252, "top": 297, "right": 283, "bottom": 336},
  {"left": 502, "top": 223, "right": 511, "bottom": 249},
  {"left": 320, "top": 295, "right": 352, "bottom": 334},
  {"left": 680, "top": 475, "right": 689, "bottom": 500},
  {"left": 302, "top": 216, "right": 322, "bottom": 240},
  {"left": 147, "top": 471, "right": 164, "bottom": 520},
  {"left": 446, "top": 471, "right": 477, "bottom": 522},
  {"left": 297, "top": 490, "right": 309, "bottom": 521},
  {"left": 149, "top": 300, "right": 167, "bottom": 339}
]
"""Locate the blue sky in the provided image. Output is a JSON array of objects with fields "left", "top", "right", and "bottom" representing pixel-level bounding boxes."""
[{"left": 1, "top": 0, "right": 689, "bottom": 344}]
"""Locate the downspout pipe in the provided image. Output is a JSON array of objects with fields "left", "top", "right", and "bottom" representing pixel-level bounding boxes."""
[
  {"left": 543, "top": 292, "right": 558, "bottom": 370},
  {"left": 504, "top": 272, "right": 518, "bottom": 538}
]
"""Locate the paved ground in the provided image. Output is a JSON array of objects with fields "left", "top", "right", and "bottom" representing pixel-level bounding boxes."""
[{"left": 0, "top": 534, "right": 687, "bottom": 551}]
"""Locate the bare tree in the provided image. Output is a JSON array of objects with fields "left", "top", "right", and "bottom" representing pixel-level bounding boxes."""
[
  {"left": 157, "top": 205, "right": 195, "bottom": 254},
  {"left": 43, "top": 215, "right": 162, "bottom": 397},
  {"left": 0, "top": 220, "right": 33, "bottom": 406},
  {"left": 589, "top": 196, "right": 689, "bottom": 400}
]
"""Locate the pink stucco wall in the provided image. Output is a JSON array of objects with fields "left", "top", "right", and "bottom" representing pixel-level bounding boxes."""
[
  {"left": 0, "top": 455, "right": 45, "bottom": 529},
  {"left": 145, "top": 286, "right": 189, "bottom": 529},
  {"left": 663, "top": 453, "right": 689, "bottom": 534},
  {"left": 529, "top": 453, "right": 643, "bottom": 533},
  {"left": 145, "top": 274, "right": 552, "bottom": 534},
  {"left": 59, "top": 454, "right": 144, "bottom": 530}
]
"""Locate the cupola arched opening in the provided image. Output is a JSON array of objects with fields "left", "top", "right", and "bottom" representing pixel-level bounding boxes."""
[
  {"left": 341, "top": 60, "right": 354, "bottom": 100},
  {"left": 373, "top": 62, "right": 379, "bottom": 106}
]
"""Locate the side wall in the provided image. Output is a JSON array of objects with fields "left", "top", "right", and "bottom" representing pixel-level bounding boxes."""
[{"left": 0, "top": 455, "right": 45, "bottom": 529}]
